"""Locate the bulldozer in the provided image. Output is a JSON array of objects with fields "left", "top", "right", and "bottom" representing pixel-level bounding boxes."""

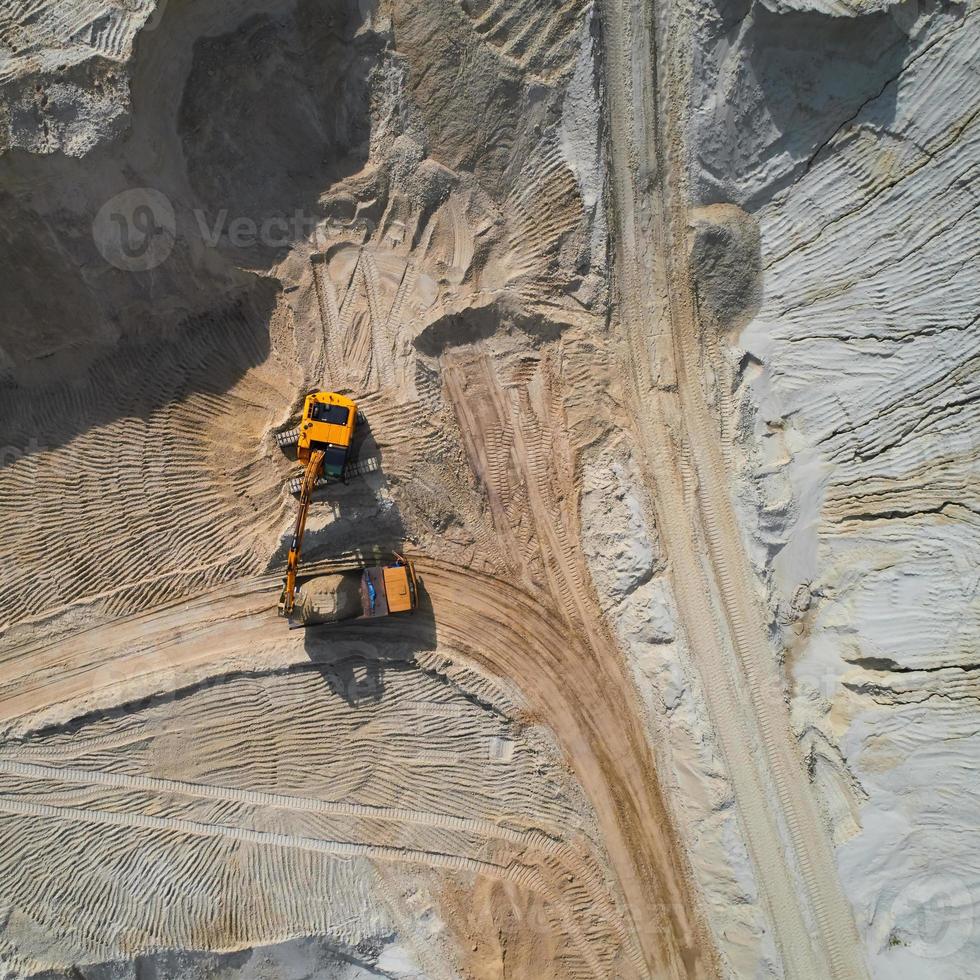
[{"left": 276, "top": 391, "right": 419, "bottom": 626}]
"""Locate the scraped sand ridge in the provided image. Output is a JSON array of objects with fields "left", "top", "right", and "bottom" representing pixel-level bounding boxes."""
[{"left": 0, "top": 0, "right": 977, "bottom": 977}]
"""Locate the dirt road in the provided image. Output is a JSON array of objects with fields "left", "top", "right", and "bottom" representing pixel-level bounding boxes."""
[
  {"left": 597, "top": 0, "right": 869, "bottom": 977},
  {"left": 0, "top": 553, "right": 712, "bottom": 977}
]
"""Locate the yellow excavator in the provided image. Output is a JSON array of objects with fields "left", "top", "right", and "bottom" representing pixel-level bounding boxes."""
[{"left": 277, "top": 391, "right": 419, "bottom": 626}]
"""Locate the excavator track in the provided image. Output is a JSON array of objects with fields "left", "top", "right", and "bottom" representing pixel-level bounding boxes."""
[
  {"left": 286, "top": 454, "right": 381, "bottom": 495},
  {"left": 275, "top": 427, "right": 300, "bottom": 449}
]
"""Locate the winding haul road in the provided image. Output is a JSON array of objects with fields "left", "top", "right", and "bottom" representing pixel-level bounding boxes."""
[
  {"left": 0, "top": 557, "right": 708, "bottom": 978},
  {"left": 598, "top": 0, "right": 869, "bottom": 976}
]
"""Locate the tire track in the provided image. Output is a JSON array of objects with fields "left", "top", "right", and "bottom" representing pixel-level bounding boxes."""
[
  {"left": 0, "top": 554, "right": 699, "bottom": 976},
  {"left": 598, "top": 0, "right": 869, "bottom": 975},
  {"left": 0, "top": 794, "right": 509, "bottom": 877},
  {"left": 0, "top": 658, "right": 624, "bottom": 978},
  {"left": 362, "top": 250, "right": 396, "bottom": 388},
  {"left": 310, "top": 253, "right": 345, "bottom": 384},
  {"left": 415, "top": 559, "right": 709, "bottom": 978},
  {"left": 0, "top": 758, "right": 566, "bottom": 852}
]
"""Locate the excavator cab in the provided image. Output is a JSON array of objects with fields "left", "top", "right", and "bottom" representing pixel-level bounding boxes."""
[{"left": 297, "top": 391, "right": 357, "bottom": 477}]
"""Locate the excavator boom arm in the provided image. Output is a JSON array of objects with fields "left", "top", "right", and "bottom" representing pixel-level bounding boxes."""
[{"left": 279, "top": 449, "right": 324, "bottom": 616}]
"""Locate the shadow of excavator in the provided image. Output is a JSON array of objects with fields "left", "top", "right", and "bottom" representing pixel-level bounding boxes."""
[{"left": 301, "top": 580, "right": 437, "bottom": 708}]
